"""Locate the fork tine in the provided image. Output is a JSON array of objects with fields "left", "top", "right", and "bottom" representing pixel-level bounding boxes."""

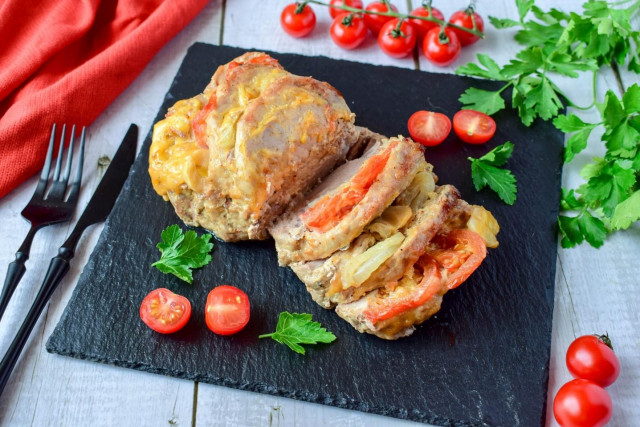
[
  {"left": 33, "top": 124, "right": 57, "bottom": 198},
  {"left": 52, "top": 124, "right": 66, "bottom": 181},
  {"left": 61, "top": 125, "right": 76, "bottom": 185},
  {"left": 66, "top": 126, "right": 86, "bottom": 204}
]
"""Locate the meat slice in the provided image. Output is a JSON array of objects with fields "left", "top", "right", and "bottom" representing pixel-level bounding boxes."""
[{"left": 270, "top": 137, "right": 425, "bottom": 265}]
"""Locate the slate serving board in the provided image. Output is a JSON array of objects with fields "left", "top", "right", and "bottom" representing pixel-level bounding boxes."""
[{"left": 47, "top": 43, "right": 562, "bottom": 426}]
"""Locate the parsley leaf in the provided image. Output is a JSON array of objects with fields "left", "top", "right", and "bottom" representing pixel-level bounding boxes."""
[
  {"left": 553, "top": 114, "right": 598, "bottom": 162},
  {"left": 259, "top": 312, "right": 336, "bottom": 355},
  {"left": 459, "top": 87, "right": 506, "bottom": 115},
  {"left": 489, "top": 16, "right": 520, "bottom": 29},
  {"left": 611, "top": 190, "right": 640, "bottom": 229},
  {"left": 152, "top": 225, "right": 214, "bottom": 283},
  {"left": 468, "top": 142, "right": 517, "bottom": 205}
]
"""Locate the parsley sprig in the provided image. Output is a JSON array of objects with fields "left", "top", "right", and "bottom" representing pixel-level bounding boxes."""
[
  {"left": 468, "top": 142, "right": 518, "bottom": 205},
  {"left": 259, "top": 312, "right": 337, "bottom": 355},
  {"left": 456, "top": 0, "right": 640, "bottom": 248},
  {"left": 152, "top": 225, "right": 214, "bottom": 283}
]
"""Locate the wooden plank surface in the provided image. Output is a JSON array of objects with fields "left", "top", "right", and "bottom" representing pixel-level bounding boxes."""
[{"left": 1, "top": 0, "right": 639, "bottom": 426}]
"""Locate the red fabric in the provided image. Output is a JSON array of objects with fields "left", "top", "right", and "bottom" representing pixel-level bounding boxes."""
[{"left": 0, "top": 0, "right": 209, "bottom": 198}]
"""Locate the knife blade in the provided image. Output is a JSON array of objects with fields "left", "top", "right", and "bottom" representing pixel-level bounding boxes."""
[{"left": 0, "top": 124, "right": 138, "bottom": 395}]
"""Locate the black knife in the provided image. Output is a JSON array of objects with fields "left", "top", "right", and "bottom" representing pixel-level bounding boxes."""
[{"left": 0, "top": 124, "right": 138, "bottom": 395}]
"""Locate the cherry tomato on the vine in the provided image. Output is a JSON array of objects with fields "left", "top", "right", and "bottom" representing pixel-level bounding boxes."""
[
  {"left": 331, "top": 13, "right": 368, "bottom": 49},
  {"left": 553, "top": 379, "right": 612, "bottom": 427},
  {"left": 140, "top": 288, "right": 191, "bottom": 334},
  {"left": 329, "top": 0, "right": 364, "bottom": 19},
  {"left": 281, "top": 3, "right": 316, "bottom": 38},
  {"left": 408, "top": 6, "right": 445, "bottom": 41},
  {"left": 363, "top": 2, "right": 399, "bottom": 35},
  {"left": 205, "top": 285, "right": 251, "bottom": 336},
  {"left": 378, "top": 19, "right": 416, "bottom": 58},
  {"left": 452, "top": 110, "right": 496, "bottom": 144},
  {"left": 407, "top": 111, "right": 451, "bottom": 146},
  {"left": 422, "top": 27, "right": 460, "bottom": 66},
  {"left": 448, "top": 8, "right": 484, "bottom": 46},
  {"left": 567, "top": 334, "right": 620, "bottom": 387}
]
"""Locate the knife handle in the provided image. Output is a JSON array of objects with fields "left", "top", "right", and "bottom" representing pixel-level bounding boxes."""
[{"left": 0, "top": 247, "right": 74, "bottom": 396}]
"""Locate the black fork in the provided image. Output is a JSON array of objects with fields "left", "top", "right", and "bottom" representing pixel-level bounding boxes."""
[{"left": 0, "top": 124, "right": 86, "bottom": 322}]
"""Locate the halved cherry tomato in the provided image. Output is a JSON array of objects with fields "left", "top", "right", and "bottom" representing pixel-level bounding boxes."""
[
  {"left": 205, "top": 285, "right": 251, "bottom": 335},
  {"left": 140, "top": 288, "right": 191, "bottom": 334},
  {"left": 363, "top": 2, "right": 398, "bottom": 35},
  {"left": 364, "top": 256, "right": 443, "bottom": 323},
  {"left": 330, "top": 13, "right": 368, "bottom": 50},
  {"left": 428, "top": 229, "right": 487, "bottom": 289},
  {"left": 449, "top": 8, "right": 484, "bottom": 46},
  {"left": 566, "top": 335, "right": 620, "bottom": 387},
  {"left": 452, "top": 110, "right": 496, "bottom": 144},
  {"left": 553, "top": 379, "right": 612, "bottom": 427},
  {"left": 301, "top": 141, "right": 396, "bottom": 232},
  {"left": 407, "top": 110, "right": 451, "bottom": 146},
  {"left": 422, "top": 27, "right": 461, "bottom": 67},
  {"left": 408, "top": 6, "right": 445, "bottom": 41},
  {"left": 281, "top": 3, "right": 316, "bottom": 38},
  {"left": 378, "top": 19, "right": 417, "bottom": 58},
  {"left": 329, "top": 0, "right": 364, "bottom": 19}
]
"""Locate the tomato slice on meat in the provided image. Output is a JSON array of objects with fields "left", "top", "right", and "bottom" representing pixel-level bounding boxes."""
[
  {"left": 140, "top": 288, "right": 191, "bottom": 334},
  {"left": 205, "top": 285, "right": 251, "bottom": 335},
  {"left": 452, "top": 110, "right": 496, "bottom": 144},
  {"left": 364, "top": 256, "right": 443, "bottom": 323},
  {"left": 407, "top": 111, "right": 452, "bottom": 146},
  {"left": 301, "top": 141, "right": 396, "bottom": 232},
  {"left": 428, "top": 229, "right": 487, "bottom": 289}
]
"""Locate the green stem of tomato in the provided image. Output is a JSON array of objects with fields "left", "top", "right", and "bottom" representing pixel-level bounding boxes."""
[{"left": 305, "top": 0, "right": 485, "bottom": 38}]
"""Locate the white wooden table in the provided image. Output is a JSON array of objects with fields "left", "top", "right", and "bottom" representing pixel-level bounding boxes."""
[{"left": 1, "top": 1, "right": 638, "bottom": 425}]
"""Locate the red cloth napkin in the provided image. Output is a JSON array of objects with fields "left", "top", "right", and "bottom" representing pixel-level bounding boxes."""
[{"left": 0, "top": 0, "right": 209, "bottom": 199}]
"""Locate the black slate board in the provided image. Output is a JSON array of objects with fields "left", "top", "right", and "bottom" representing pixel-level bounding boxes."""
[{"left": 47, "top": 43, "right": 562, "bottom": 426}]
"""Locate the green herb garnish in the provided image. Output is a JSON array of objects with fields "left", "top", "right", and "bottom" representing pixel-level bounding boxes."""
[
  {"left": 468, "top": 142, "right": 517, "bottom": 205},
  {"left": 152, "top": 225, "right": 213, "bottom": 283},
  {"left": 259, "top": 312, "right": 337, "bottom": 355}
]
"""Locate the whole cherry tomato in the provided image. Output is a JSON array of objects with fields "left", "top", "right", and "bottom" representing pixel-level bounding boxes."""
[
  {"left": 140, "top": 288, "right": 191, "bottom": 334},
  {"left": 407, "top": 110, "right": 451, "bottom": 146},
  {"left": 448, "top": 8, "right": 484, "bottom": 46},
  {"left": 378, "top": 19, "right": 416, "bottom": 58},
  {"left": 408, "top": 6, "right": 445, "bottom": 41},
  {"left": 553, "top": 379, "right": 612, "bottom": 427},
  {"left": 422, "top": 27, "right": 461, "bottom": 67},
  {"left": 331, "top": 13, "right": 368, "bottom": 50},
  {"left": 566, "top": 334, "right": 620, "bottom": 387},
  {"left": 205, "top": 285, "right": 251, "bottom": 335},
  {"left": 453, "top": 110, "right": 496, "bottom": 144},
  {"left": 363, "top": 2, "right": 399, "bottom": 35},
  {"left": 329, "top": 0, "right": 364, "bottom": 19},
  {"left": 280, "top": 3, "right": 316, "bottom": 38}
]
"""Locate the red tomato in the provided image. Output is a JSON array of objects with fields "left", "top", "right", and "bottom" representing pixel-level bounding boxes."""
[
  {"left": 205, "top": 285, "right": 251, "bottom": 335},
  {"left": 363, "top": 2, "right": 398, "bottom": 35},
  {"left": 449, "top": 9, "right": 484, "bottom": 46},
  {"left": 280, "top": 3, "right": 316, "bottom": 38},
  {"left": 140, "top": 288, "right": 191, "bottom": 334},
  {"left": 408, "top": 6, "right": 445, "bottom": 41},
  {"left": 330, "top": 13, "right": 368, "bottom": 50},
  {"left": 378, "top": 19, "right": 416, "bottom": 58},
  {"left": 428, "top": 229, "right": 487, "bottom": 289},
  {"left": 329, "top": 0, "right": 364, "bottom": 19},
  {"left": 407, "top": 110, "right": 451, "bottom": 146},
  {"left": 566, "top": 335, "right": 620, "bottom": 387},
  {"left": 452, "top": 110, "right": 496, "bottom": 144},
  {"left": 422, "top": 27, "right": 461, "bottom": 66},
  {"left": 553, "top": 379, "right": 612, "bottom": 427}
]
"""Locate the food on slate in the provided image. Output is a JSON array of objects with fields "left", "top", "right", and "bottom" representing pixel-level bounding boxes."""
[
  {"left": 140, "top": 288, "right": 192, "bottom": 334},
  {"left": 149, "top": 52, "right": 371, "bottom": 241},
  {"left": 330, "top": 13, "right": 368, "bottom": 50},
  {"left": 407, "top": 110, "right": 451, "bottom": 146},
  {"left": 453, "top": 110, "right": 496, "bottom": 144},
  {"left": 259, "top": 311, "right": 337, "bottom": 355},
  {"left": 205, "top": 286, "right": 251, "bottom": 335},
  {"left": 566, "top": 334, "right": 620, "bottom": 387},
  {"left": 149, "top": 53, "right": 499, "bottom": 339},
  {"left": 468, "top": 142, "right": 517, "bottom": 205},
  {"left": 553, "top": 379, "right": 612, "bottom": 427},
  {"left": 281, "top": 3, "right": 317, "bottom": 38},
  {"left": 152, "top": 225, "right": 213, "bottom": 284},
  {"left": 448, "top": 7, "right": 484, "bottom": 46}
]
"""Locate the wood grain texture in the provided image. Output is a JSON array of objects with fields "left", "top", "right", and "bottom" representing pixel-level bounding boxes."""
[{"left": 1, "top": 0, "right": 638, "bottom": 426}]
